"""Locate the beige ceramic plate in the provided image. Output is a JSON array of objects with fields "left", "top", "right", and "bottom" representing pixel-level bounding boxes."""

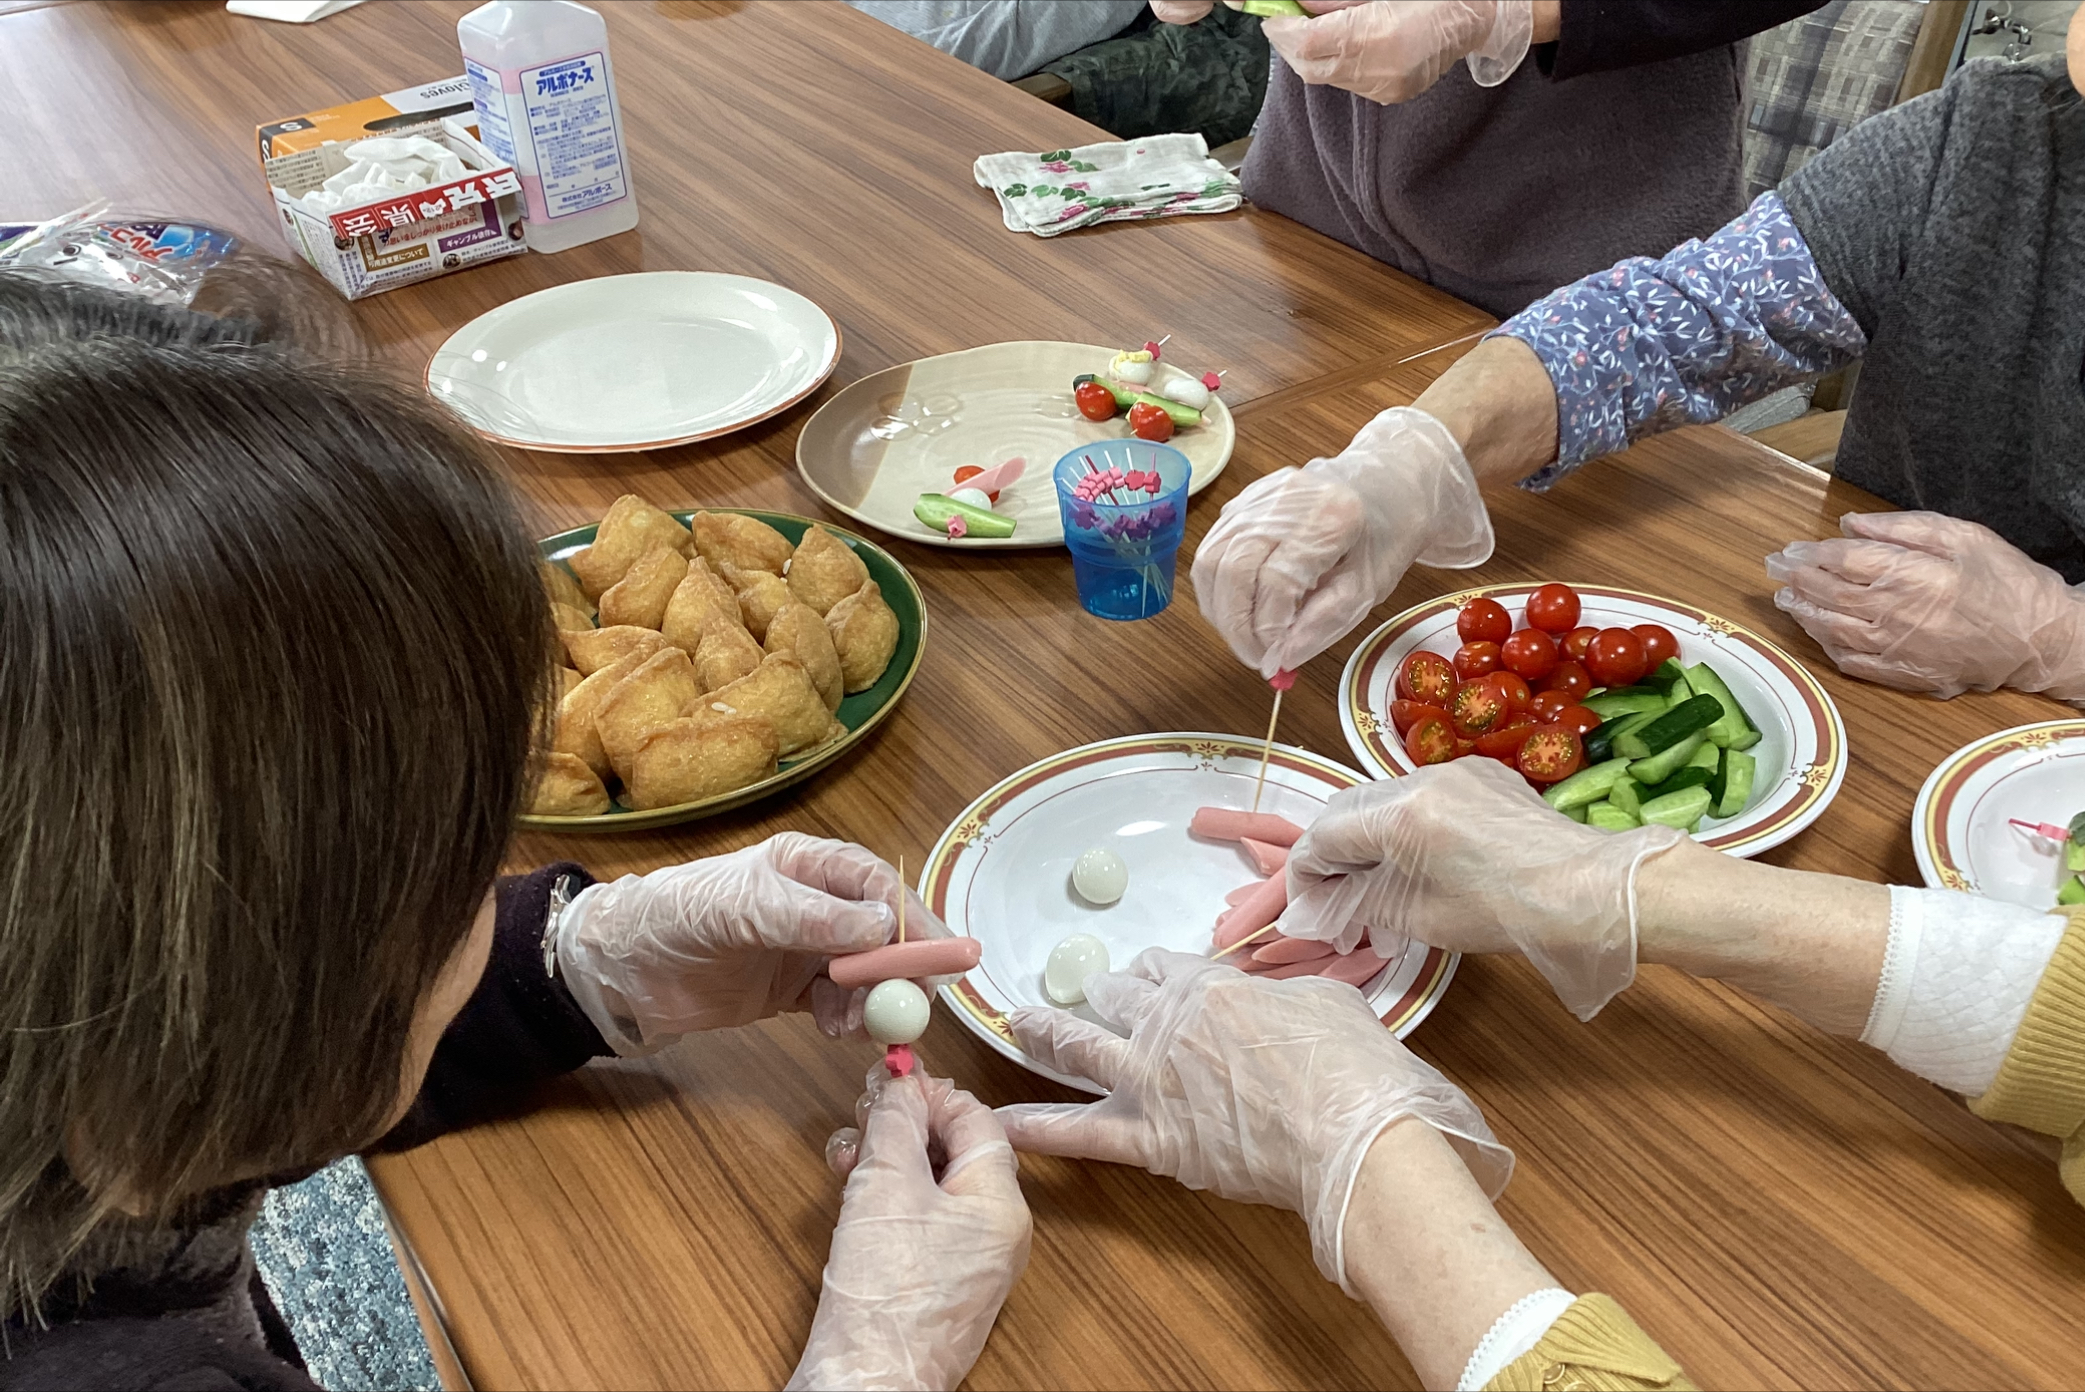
[{"left": 794, "top": 340, "right": 1234, "bottom": 549}]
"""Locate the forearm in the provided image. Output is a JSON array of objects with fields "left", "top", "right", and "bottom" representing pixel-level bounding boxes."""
[
  {"left": 1343, "top": 1117, "right": 1557, "bottom": 1390},
  {"left": 1413, "top": 336, "right": 1561, "bottom": 489}
]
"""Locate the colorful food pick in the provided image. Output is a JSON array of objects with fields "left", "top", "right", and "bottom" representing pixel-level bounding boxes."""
[
  {"left": 1252, "top": 668, "right": 1297, "bottom": 814},
  {"left": 1045, "top": 933, "right": 1110, "bottom": 1005},
  {"left": 1071, "top": 847, "right": 1128, "bottom": 905},
  {"left": 872, "top": 856, "right": 925, "bottom": 1077}
]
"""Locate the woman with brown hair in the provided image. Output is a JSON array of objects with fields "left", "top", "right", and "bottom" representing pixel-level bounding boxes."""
[{"left": 0, "top": 270, "right": 1028, "bottom": 1390}]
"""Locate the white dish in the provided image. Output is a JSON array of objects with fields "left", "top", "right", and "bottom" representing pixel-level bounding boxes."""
[
  {"left": 923, "top": 733, "right": 1457, "bottom": 1094},
  {"left": 1339, "top": 584, "right": 1847, "bottom": 858},
  {"left": 794, "top": 341, "right": 1234, "bottom": 549},
  {"left": 1911, "top": 720, "right": 2085, "bottom": 908},
  {"left": 425, "top": 271, "right": 839, "bottom": 453}
]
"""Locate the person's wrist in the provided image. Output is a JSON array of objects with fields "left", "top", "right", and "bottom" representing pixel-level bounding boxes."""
[{"left": 1629, "top": 831, "right": 1714, "bottom": 971}]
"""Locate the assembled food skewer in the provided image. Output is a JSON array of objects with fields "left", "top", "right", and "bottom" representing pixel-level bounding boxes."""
[{"left": 842, "top": 856, "right": 985, "bottom": 1077}]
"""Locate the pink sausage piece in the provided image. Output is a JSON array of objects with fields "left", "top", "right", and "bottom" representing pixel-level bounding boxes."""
[
  {"left": 962, "top": 457, "right": 1026, "bottom": 496},
  {"left": 828, "top": 936, "right": 981, "bottom": 990},
  {"left": 1239, "top": 837, "right": 1289, "bottom": 877},
  {"left": 1216, "top": 871, "right": 1289, "bottom": 948},
  {"left": 1317, "top": 951, "right": 1386, "bottom": 986},
  {"left": 1252, "top": 933, "right": 1335, "bottom": 966},
  {"left": 1223, "top": 883, "right": 1257, "bottom": 907},
  {"left": 1214, "top": 910, "right": 1269, "bottom": 951},
  {"left": 1190, "top": 808, "right": 1304, "bottom": 848},
  {"left": 1256, "top": 957, "right": 1331, "bottom": 980}
]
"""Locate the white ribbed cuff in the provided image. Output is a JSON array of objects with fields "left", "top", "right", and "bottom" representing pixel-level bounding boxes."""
[{"left": 1458, "top": 1287, "right": 1577, "bottom": 1390}]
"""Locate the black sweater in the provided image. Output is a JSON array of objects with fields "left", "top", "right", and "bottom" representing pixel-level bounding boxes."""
[{"left": 0, "top": 864, "right": 610, "bottom": 1392}]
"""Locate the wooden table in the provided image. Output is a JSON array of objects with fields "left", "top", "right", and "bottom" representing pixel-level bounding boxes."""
[{"left": 11, "top": 3, "right": 2085, "bottom": 1389}]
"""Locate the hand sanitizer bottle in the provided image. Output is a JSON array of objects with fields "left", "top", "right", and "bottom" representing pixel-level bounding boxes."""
[{"left": 458, "top": 0, "right": 639, "bottom": 253}]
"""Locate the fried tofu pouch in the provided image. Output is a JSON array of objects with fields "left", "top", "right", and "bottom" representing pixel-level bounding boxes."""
[
  {"left": 552, "top": 650, "right": 647, "bottom": 780},
  {"left": 596, "top": 647, "right": 703, "bottom": 776},
  {"left": 569, "top": 496, "right": 694, "bottom": 600},
  {"left": 693, "top": 610, "right": 764, "bottom": 692},
  {"left": 557, "top": 667, "right": 582, "bottom": 700},
  {"left": 764, "top": 599, "right": 844, "bottom": 712},
  {"left": 551, "top": 602, "right": 595, "bottom": 633},
  {"left": 531, "top": 750, "right": 612, "bottom": 816},
  {"left": 720, "top": 561, "right": 791, "bottom": 643},
  {"left": 692, "top": 510, "right": 793, "bottom": 577},
  {"left": 706, "top": 653, "right": 833, "bottom": 755},
  {"left": 786, "top": 524, "right": 868, "bottom": 615},
  {"left": 598, "top": 544, "right": 685, "bottom": 631},
  {"left": 825, "top": 580, "right": 899, "bottom": 693},
  {"left": 542, "top": 561, "right": 595, "bottom": 618},
  {"left": 660, "top": 556, "right": 741, "bottom": 653},
  {"left": 562, "top": 624, "right": 669, "bottom": 676},
  {"left": 625, "top": 710, "right": 780, "bottom": 810}
]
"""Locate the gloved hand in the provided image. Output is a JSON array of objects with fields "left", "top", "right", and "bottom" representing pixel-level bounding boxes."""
[
  {"left": 1765, "top": 511, "right": 2085, "bottom": 701},
  {"left": 1263, "top": 0, "right": 1535, "bottom": 102},
  {"left": 996, "top": 949, "right": 1508, "bottom": 1293},
  {"left": 1192, "top": 405, "right": 1492, "bottom": 679},
  {"left": 1281, "top": 759, "right": 1683, "bottom": 1020},
  {"left": 789, "top": 1067, "right": 1031, "bottom": 1392},
  {"left": 554, "top": 832, "right": 944, "bottom": 1054}
]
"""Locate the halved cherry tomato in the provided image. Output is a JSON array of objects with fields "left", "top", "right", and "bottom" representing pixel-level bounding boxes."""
[
  {"left": 1585, "top": 627, "right": 1648, "bottom": 688},
  {"left": 1473, "top": 718, "right": 1535, "bottom": 760},
  {"left": 1456, "top": 597, "right": 1512, "bottom": 645},
  {"left": 1484, "top": 670, "right": 1531, "bottom": 716},
  {"left": 1539, "top": 660, "right": 1593, "bottom": 701},
  {"left": 1529, "top": 689, "right": 1576, "bottom": 723},
  {"left": 1525, "top": 582, "right": 1582, "bottom": 634},
  {"left": 1561, "top": 626, "right": 1599, "bottom": 662},
  {"left": 1452, "top": 641, "right": 1501, "bottom": 681},
  {"left": 1517, "top": 727, "right": 1584, "bottom": 783},
  {"left": 1126, "top": 401, "right": 1173, "bottom": 442},
  {"left": 1396, "top": 651, "right": 1457, "bottom": 705},
  {"left": 1632, "top": 623, "right": 1680, "bottom": 669},
  {"left": 1074, "top": 380, "right": 1118, "bottom": 422},
  {"left": 1451, "top": 680, "right": 1507, "bottom": 736},
  {"left": 1498, "top": 627, "right": 1557, "bottom": 682},
  {"left": 1403, "top": 713, "right": 1458, "bottom": 765},
  {"left": 1389, "top": 699, "right": 1451, "bottom": 736},
  {"left": 1547, "top": 703, "right": 1602, "bottom": 738}
]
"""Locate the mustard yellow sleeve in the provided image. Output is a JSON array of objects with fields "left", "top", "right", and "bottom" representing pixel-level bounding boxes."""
[
  {"left": 1484, "top": 1294, "right": 1695, "bottom": 1392},
  {"left": 1968, "top": 907, "right": 2085, "bottom": 1205}
]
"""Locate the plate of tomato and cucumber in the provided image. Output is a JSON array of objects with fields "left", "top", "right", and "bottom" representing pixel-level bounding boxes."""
[{"left": 1339, "top": 582, "right": 1848, "bottom": 857}]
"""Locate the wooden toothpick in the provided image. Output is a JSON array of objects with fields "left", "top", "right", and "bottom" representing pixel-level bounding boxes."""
[
  {"left": 897, "top": 856, "right": 906, "bottom": 944},
  {"left": 1210, "top": 922, "right": 1275, "bottom": 961},
  {"left": 1250, "top": 670, "right": 1296, "bottom": 814}
]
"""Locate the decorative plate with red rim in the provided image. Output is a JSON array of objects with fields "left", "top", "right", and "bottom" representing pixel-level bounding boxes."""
[
  {"left": 923, "top": 733, "right": 1456, "bottom": 1094},
  {"left": 1338, "top": 584, "right": 1846, "bottom": 858},
  {"left": 1912, "top": 720, "right": 2085, "bottom": 908}
]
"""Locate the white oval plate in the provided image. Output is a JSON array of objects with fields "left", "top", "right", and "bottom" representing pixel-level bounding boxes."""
[
  {"left": 923, "top": 733, "right": 1456, "bottom": 1094},
  {"left": 1339, "top": 584, "right": 1847, "bottom": 858},
  {"left": 1912, "top": 720, "right": 2085, "bottom": 907},
  {"left": 794, "top": 341, "right": 1233, "bottom": 549},
  {"left": 425, "top": 271, "right": 840, "bottom": 453}
]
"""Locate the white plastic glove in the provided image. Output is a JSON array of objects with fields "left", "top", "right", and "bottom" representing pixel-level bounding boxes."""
[
  {"left": 789, "top": 1067, "right": 1031, "bottom": 1392},
  {"left": 1192, "top": 406, "right": 1493, "bottom": 679},
  {"left": 1149, "top": 0, "right": 1215, "bottom": 21},
  {"left": 996, "top": 949, "right": 1509, "bottom": 1293},
  {"left": 554, "top": 832, "right": 945, "bottom": 1054},
  {"left": 1765, "top": 511, "right": 2085, "bottom": 702},
  {"left": 1264, "top": 0, "right": 1534, "bottom": 102},
  {"left": 1281, "top": 759, "right": 1683, "bottom": 1020}
]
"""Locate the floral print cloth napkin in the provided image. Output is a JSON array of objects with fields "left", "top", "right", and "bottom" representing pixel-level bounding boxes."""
[{"left": 972, "top": 134, "right": 1242, "bottom": 237}]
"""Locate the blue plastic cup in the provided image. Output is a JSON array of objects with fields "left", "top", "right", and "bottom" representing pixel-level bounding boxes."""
[{"left": 1054, "top": 440, "right": 1191, "bottom": 621}]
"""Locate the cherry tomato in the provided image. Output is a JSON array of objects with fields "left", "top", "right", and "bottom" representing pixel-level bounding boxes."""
[
  {"left": 952, "top": 465, "right": 1000, "bottom": 504},
  {"left": 1451, "top": 680, "right": 1507, "bottom": 736},
  {"left": 1585, "top": 627, "right": 1648, "bottom": 689},
  {"left": 1499, "top": 628, "right": 1557, "bottom": 682},
  {"left": 1126, "top": 401, "right": 1174, "bottom": 442},
  {"left": 1539, "top": 660, "right": 1593, "bottom": 702},
  {"left": 1074, "top": 380, "right": 1118, "bottom": 422},
  {"left": 1529, "top": 689, "right": 1576, "bottom": 723},
  {"left": 1633, "top": 623, "right": 1680, "bottom": 670},
  {"left": 1396, "top": 651, "right": 1457, "bottom": 706},
  {"left": 1389, "top": 699, "right": 1451, "bottom": 736},
  {"left": 1473, "top": 718, "right": 1534, "bottom": 760},
  {"left": 1456, "top": 597, "right": 1512, "bottom": 645},
  {"left": 1561, "top": 626, "right": 1599, "bottom": 662},
  {"left": 1517, "top": 727, "right": 1585, "bottom": 784},
  {"left": 1547, "top": 704, "right": 1602, "bottom": 738},
  {"left": 1484, "top": 670, "right": 1532, "bottom": 716},
  {"left": 1452, "top": 641, "right": 1501, "bottom": 681},
  {"left": 1403, "top": 713, "right": 1458, "bottom": 766},
  {"left": 1525, "top": 582, "right": 1582, "bottom": 634}
]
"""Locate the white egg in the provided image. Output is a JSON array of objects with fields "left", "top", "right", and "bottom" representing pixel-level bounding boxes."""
[
  {"left": 1154, "top": 374, "right": 1211, "bottom": 410},
  {"left": 863, "top": 978, "right": 931, "bottom": 1045},
  {"left": 1109, "top": 353, "right": 1155, "bottom": 385},
  {"left": 948, "top": 486, "right": 993, "bottom": 510},
  {"left": 1045, "top": 933, "right": 1110, "bottom": 1005},
  {"left": 1071, "top": 847, "right": 1128, "bottom": 905}
]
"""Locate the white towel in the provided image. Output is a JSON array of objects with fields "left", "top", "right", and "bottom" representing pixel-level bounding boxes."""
[{"left": 973, "top": 133, "right": 1242, "bottom": 237}]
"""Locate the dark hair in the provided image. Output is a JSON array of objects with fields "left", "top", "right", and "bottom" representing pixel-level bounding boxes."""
[{"left": 0, "top": 269, "right": 551, "bottom": 1315}]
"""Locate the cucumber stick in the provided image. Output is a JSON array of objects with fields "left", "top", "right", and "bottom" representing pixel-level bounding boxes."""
[
  {"left": 1612, "top": 694, "right": 1721, "bottom": 760},
  {"left": 2061, "top": 876, "right": 2085, "bottom": 906},
  {"left": 1582, "top": 689, "right": 1667, "bottom": 721},
  {"left": 1715, "top": 749, "right": 1756, "bottom": 818},
  {"left": 1626, "top": 731, "right": 1705, "bottom": 786},
  {"left": 1586, "top": 801, "right": 1640, "bottom": 831},
  {"left": 1640, "top": 765, "right": 1713, "bottom": 801},
  {"left": 2069, "top": 841, "right": 2085, "bottom": 874},
  {"left": 1563, "top": 803, "right": 1589, "bottom": 823},
  {"left": 1682, "top": 663, "right": 1754, "bottom": 751},
  {"left": 1583, "top": 709, "right": 1656, "bottom": 764},
  {"left": 1541, "top": 757, "right": 1634, "bottom": 811},
  {"left": 1640, "top": 659, "right": 1688, "bottom": 696},
  {"left": 1608, "top": 777, "right": 1642, "bottom": 819},
  {"left": 1640, "top": 785, "right": 1712, "bottom": 829}
]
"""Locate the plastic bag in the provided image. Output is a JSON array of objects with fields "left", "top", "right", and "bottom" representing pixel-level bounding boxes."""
[{"left": 0, "top": 201, "right": 240, "bottom": 307}]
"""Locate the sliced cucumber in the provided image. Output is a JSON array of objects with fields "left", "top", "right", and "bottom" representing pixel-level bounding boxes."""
[
  {"left": 1686, "top": 741, "right": 1720, "bottom": 771},
  {"left": 1582, "top": 689, "right": 1668, "bottom": 720},
  {"left": 1131, "top": 391, "right": 1204, "bottom": 428},
  {"left": 1683, "top": 662, "right": 1755, "bottom": 751},
  {"left": 1586, "top": 800, "right": 1640, "bottom": 831},
  {"left": 1640, "top": 785, "right": 1713, "bottom": 830},
  {"left": 1727, "top": 725, "right": 1763, "bottom": 752},
  {"left": 1640, "top": 765, "right": 1714, "bottom": 801},
  {"left": 1608, "top": 777, "right": 1642, "bottom": 819},
  {"left": 2069, "top": 841, "right": 2085, "bottom": 874},
  {"left": 1664, "top": 672, "right": 1695, "bottom": 706},
  {"left": 2060, "top": 875, "right": 2085, "bottom": 906},
  {"left": 1639, "top": 659, "right": 1689, "bottom": 696},
  {"left": 1563, "top": 803, "right": 1589, "bottom": 824},
  {"left": 1627, "top": 731, "right": 1705, "bottom": 787},
  {"left": 1715, "top": 749, "right": 1756, "bottom": 818},
  {"left": 913, "top": 493, "right": 1016, "bottom": 538},
  {"left": 1613, "top": 695, "right": 1722, "bottom": 760},
  {"left": 1541, "top": 757, "right": 1635, "bottom": 812},
  {"left": 1583, "top": 709, "right": 1656, "bottom": 765}
]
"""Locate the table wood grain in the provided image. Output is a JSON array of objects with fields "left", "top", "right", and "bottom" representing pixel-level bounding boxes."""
[{"left": 12, "top": 2, "right": 2085, "bottom": 1390}]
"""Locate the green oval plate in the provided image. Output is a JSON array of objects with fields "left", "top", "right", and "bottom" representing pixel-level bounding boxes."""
[{"left": 526, "top": 509, "right": 927, "bottom": 833}]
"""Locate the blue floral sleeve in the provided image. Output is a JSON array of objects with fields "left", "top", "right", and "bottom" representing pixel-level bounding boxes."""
[{"left": 1493, "top": 191, "right": 1868, "bottom": 490}]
